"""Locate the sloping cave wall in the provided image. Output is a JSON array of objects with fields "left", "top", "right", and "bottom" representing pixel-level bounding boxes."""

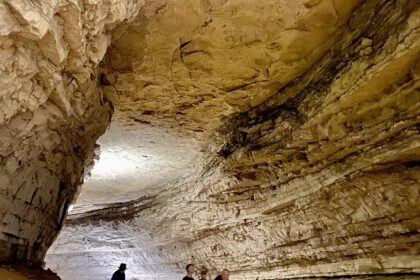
[
  {"left": 47, "top": 0, "right": 420, "bottom": 279},
  {"left": 0, "top": 0, "right": 142, "bottom": 266},
  {"left": 0, "top": 0, "right": 419, "bottom": 279}
]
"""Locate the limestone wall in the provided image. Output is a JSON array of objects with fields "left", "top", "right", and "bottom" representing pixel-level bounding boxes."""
[
  {"left": 0, "top": 0, "right": 142, "bottom": 264},
  {"left": 0, "top": 0, "right": 419, "bottom": 279},
  {"left": 47, "top": 0, "right": 420, "bottom": 279}
]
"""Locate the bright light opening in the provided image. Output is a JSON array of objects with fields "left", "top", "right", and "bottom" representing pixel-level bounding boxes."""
[{"left": 88, "top": 149, "right": 139, "bottom": 180}]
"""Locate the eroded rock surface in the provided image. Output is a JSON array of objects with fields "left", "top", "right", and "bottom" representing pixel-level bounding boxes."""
[
  {"left": 0, "top": 0, "right": 142, "bottom": 265},
  {"left": 0, "top": 0, "right": 419, "bottom": 279},
  {"left": 47, "top": 0, "right": 420, "bottom": 279}
]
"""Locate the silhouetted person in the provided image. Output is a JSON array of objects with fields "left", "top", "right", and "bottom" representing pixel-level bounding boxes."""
[
  {"left": 111, "top": 263, "right": 126, "bottom": 280},
  {"left": 214, "top": 269, "right": 229, "bottom": 280},
  {"left": 183, "top": 264, "right": 195, "bottom": 280},
  {"left": 199, "top": 270, "right": 208, "bottom": 280}
]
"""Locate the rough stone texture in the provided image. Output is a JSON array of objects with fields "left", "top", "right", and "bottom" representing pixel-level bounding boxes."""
[
  {"left": 0, "top": 0, "right": 419, "bottom": 279},
  {"left": 47, "top": 0, "right": 420, "bottom": 279},
  {"left": 0, "top": 0, "right": 142, "bottom": 265},
  {"left": 0, "top": 266, "right": 60, "bottom": 280},
  {"left": 103, "top": 0, "right": 366, "bottom": 132}
]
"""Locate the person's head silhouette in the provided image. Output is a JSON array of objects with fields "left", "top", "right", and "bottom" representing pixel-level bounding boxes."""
[
  {"left": 112, "top": 263, "right": 127, "bottom": 280},
  {"left": 119, "top": 263, "right": 127, "bottom": 271}
]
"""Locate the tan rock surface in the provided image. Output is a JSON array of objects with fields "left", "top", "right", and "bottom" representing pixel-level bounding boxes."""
[
  {"left": 47, "top": 0, "right": 420, "bottom": 279},
  {"left": 104, "top": 0, "right": 365, "bottom": 132},
  {"left": 0, "top": 0, "right": 142, "bottom": 265},
  {"left": 0, "top": 0, "right": 419, "bottom": 279}
]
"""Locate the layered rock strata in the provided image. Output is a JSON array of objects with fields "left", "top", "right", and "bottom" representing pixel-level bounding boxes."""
[
  {"left": 47, "top": 0, "right": 420, "bottom": 279},
  {"left": 0, "top": 0, "right": 142, "bottom": 265},
  {"left": 0, "top": 0, "right": 419, "bottom": 279}
]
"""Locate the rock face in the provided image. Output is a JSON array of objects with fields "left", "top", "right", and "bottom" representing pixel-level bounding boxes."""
[
  {"left": 0, "top": 0, "right": 142, "bottom": 265},
  {"left": 0, "top": 266, "right": 60, "bottom": 280},
  {"left": 1, "top": 0, "right": 420, "bottom": 279}
]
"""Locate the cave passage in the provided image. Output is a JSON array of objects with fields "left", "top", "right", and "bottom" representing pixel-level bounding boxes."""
[{"left": 0, "top": 0, "right": 419, "bottom": 279}]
